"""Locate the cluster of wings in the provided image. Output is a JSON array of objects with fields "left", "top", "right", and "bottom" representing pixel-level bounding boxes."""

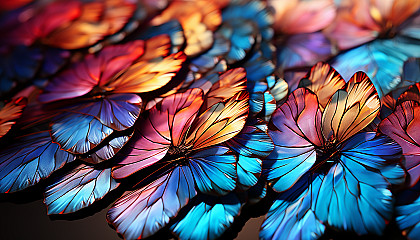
[{"left": 0, "top": 0, "right": 420, "bottom": 239}]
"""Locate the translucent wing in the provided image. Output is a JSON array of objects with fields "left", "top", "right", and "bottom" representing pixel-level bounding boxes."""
[
  {"left": 112, "top": 89, "right": 204, "bottom": 179},
  {"left": 50, "top": 94, "right": 141, "bottom": 155},
  {"left": 264, "top": 88, "right": 323, "bottom": 192},
  {"left": 0, "top": 97, "right": 26, "bottom": 137},
  {"left": 260, "top": 173, "right": 325, "bottom": 240},
  {"left": 315, "top": 132, "right": 403, "bottom": 235},
  {"left": 322, "top": 72, "right": 380, "bottom": 143},
  {"left": 202, "top": 68, "right": 247, "bottom": 109},
  {"left": 298, "top": 62, "right": 346, "bottom": 109},
  {"left": 44, "top": 164, "right": 119, "bottom": 214},
  {"left": 39, "top": 41, "right": 144, "bottom": 103},
  {"left": 185, "top": 91, "right": 249, "bottom": 150},
  {"left": 105, "top": 51, "right": 186, "bottom": 94},
  {"left": 379, "top": 101, "right": 420, "bottom": 187},
  {"left": 107, "top": 165, "right": 196, "bottom": 239},
  {"left": 51, "top": 113, "right": 114, "bottom": 155},
  {"left": 188, "top": 146, "right": 236, "bottom": 196},
  {"left": 0, "top": 131, "right": 75, "bottom": 193},
  {"left": 170, "top": 193, "right": 242, "bottom": 240}
]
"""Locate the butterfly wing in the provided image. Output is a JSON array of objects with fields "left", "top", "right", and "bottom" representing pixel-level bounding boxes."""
[
  {"left": 315, "top": 132, "right": 403, "bottom": 235},
  {"left": 39, "top": 41, "right": 144, "bottom": 103},
  {"left": 264, "top": 88, "right": 323, "bottom": 192},
  {"left": 44, "top": 164, "right": 119, "bottom": 214},
  {"left": 170, "top": 193, "right": 242, "bottom": 240},
  {"left": 0, "top": 97, "right": 26, "bottom": 137},
  {"left": 298, "top": 62, "right": 346, "bottom": 109},
  {"left": 107, "top": 165, "right": 196, "bottom": 239},
  {"left": 0, "top": 131, "right": 75, "bottom": 193},
  {"left": 185, "top": 91, "right": 249, "bottom": 150},
  {"left": 112, "top": 88, "right": 204, "bottom": 179},
  {"left": 321, "top": 72, "right": 380, "bottom": 142},
  {"left": 260, "top": 173, "right": 325, "bottom": 240},
  {"left": 379, "top": 101, "right": 420, "bottom": 187},
  {"left": 188, "top": 146, "right": 236, "bottom": 196}
]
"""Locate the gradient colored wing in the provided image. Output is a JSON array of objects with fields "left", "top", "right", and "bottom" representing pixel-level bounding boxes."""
[
  {"left": 170, "top": 193, "right": 242, "bottom": 240},
  {"left": 0, "top": 97, "right": 26, "bottom": 137},
  {"left": 260, "top": 173, "right": 325, "bottom": 240},
  {"left": 62, "top": 94, "right": 142, "bottom": 131},
  {"left": 107, "top": 165, "right": 196, "bottom": 239},
  {"left": 202, "top": 68, "right": 247, "bottom": 109},
  {"left": 51, "top": 94, "right": 141, "bottom": 156},
  {"left": 379, "top": 101, "right": 420, "bottom": 187},
  {"left": 39, "top": 41, "right": 144, "bottom": 103},
  {"left": 264, "top": 88, "right": 323, "bottom": 192},
  {"left": 44, "top": 164, "right": 119, "bottom": 214},
  {"left": 42, "top": 0, "right": 136, "bottom": 49},
  {"left": 185, "top": 91, "right": 249, "bottom": 150},
  {"left": 105, "top": 51, "right": 186, "bottom": 94},
  {"left": 151, "top": 1, "right": 222, "bottom": 56},
  {"left": 315, "top": 132, "right": 403, "bottom": 235},
  {"left": 51, "top": 113, "right": 114, "bottom": 155},
  {"left": 321, "top": 72, "right": 380, "bottom": 143},
  {"left": 298, "top": 62, "right": 346, "bottom": 109},
  {"left": 277, "top": 32, "right": 335, "bottom": 71},
  {"left": 270, "top": 0, "right": 336, "bottom": 35},
  {"left": 0, "top": 131, "right": 75, "bottom": 193},
  {"left": 0, "top": 1, "right": 81, "bottom": 46},
  {"left": 88, "top": 135, "right": 130, "bottom": 164},
  {"left": 189, "top": 146, "right": 236, "bottom": 196},
  {"left": 330, "top": 36, "right": 420, "bottom": 98},
  {"left": 112, "top": 88, "right": 204, "bottom": 179}
]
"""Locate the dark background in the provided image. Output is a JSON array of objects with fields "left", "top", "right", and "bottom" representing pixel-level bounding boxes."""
[{"left": 0, "top": 196, "right": 263, "bottom": 240}]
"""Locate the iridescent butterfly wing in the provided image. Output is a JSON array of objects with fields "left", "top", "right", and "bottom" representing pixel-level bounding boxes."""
[{"left": 44, "top": 164, "right": 119, "bottom": 214}]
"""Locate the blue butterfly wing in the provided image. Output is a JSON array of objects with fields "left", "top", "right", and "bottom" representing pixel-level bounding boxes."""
[
  {"left": 315, "top": 132, "right": 403, "bottom": 235},
  {"left": 222, "top": 0, "right": 273, "bottom": 43},
  {"left": 0, "top": 131, "right": 75, "bottom": 193},
  {"left": 330, "top": 36, "right": 420, "bottom": 98},
  {"left": 51, "top": 94, "right": 141, "bottom": 156},
  {"left": 396, "top": 181, "right": 420, "bottom": 240},
  {"left": 107, "top": 165, "right": 196, "bottom": 239},
  {"left": 243, "top": 51, "right": 274, "bottom": 83},
  {"left": 44, "top": 164, "right": 119, "bottom": 214},
  {"left": 227, "top": 124, "right": 274, "bottom": 190},
  {"left": 189, "top": 146, "right": 236, "bottom": 196},
  {"left": 260, "top": 173, "right": 325, "bottom": 240},
  {"left": 51, "top": 113, "right": 114, "bottom": 155},
  {"left": 264, "top": 88, "right": 323, "bottom": 192},
  {"left": 217, "top": 19, "right": 256, "bottom": 64},
  {"left": 190, "top": 32, "right": 229, "bottom": 75},
  {"left": 170, "top": 193, "right": 242, "bottom": 240}
]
